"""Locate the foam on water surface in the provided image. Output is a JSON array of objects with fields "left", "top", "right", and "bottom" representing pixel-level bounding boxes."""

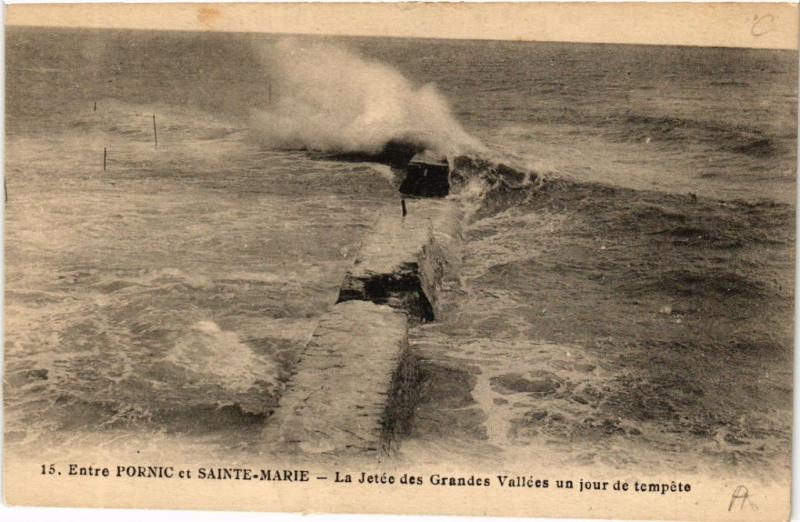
[
  {"left": 4, "top": 28, "right": 795, "bottom": 474},
  {"left": 4, "top": 90, "right": 397, "bottom": 453}
]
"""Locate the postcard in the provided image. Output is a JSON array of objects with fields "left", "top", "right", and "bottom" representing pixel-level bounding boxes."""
[{"left": 3, "top": 3, "right": 797, "bottom": 520}]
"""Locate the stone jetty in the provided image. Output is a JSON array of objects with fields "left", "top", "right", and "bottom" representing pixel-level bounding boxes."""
[{"left": 268, "top": 152, "right": 461, "bottom": 456}]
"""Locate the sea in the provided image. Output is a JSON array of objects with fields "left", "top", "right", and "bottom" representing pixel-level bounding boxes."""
[{"left": 4, "top": 27, "right": 796, "bottom": 476}]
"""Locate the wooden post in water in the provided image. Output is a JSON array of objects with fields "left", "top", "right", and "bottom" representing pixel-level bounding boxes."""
[
  {"left": 93, "top": 101, "right": 97, "bottom": 112},
  {"left": 401, "top": 199, "right": 407, "bottom": 218},
  {"left": 152, "top": 114, "right": 158, "bottom": 148},
  {"left": 103, "top": 148, "right": 107, "bottom": 171}
]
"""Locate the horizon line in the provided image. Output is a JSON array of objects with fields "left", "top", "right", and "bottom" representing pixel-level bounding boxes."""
[
  {"left": 6, "top": 3, "right": 798, "bottom": 51},
  {"left": 6, "top": 22, "right": 799, "bottom": 52}
]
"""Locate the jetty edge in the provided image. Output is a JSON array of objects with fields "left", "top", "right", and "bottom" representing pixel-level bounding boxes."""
[
  {"left": 399, "top": 151, "right": 451, "bottom": 198},
  {"left": 267, "top": 149, "right": 463, "bottom": 456}
]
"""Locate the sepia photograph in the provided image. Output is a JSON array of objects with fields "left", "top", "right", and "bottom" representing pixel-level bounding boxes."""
[{"left": 2, "top": 2, "right": 797, "bottom": 520}]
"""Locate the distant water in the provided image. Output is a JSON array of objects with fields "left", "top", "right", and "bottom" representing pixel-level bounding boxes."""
[{"left": 5, "top": 27, "right": 796, "bottom": 474}]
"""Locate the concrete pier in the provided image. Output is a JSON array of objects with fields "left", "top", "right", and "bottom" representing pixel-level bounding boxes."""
[
  {"left": 399, "top": 152, "right": 451, "bottom": 197},
  {"left": 337, "top": 199, "right": 462, "bottom": 322},
  {"left": 268, "top": 198, "right": 463, "bottom": 456},
  {"left": 269, "top": 301, "right": 415, "bottom": 455}
]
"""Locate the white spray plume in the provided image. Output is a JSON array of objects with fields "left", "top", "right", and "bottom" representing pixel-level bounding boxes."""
[{"left": 251, "top": 38, "right": 484, "bottom": 156}]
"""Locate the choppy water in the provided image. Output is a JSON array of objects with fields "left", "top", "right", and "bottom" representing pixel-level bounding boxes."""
[{"left": 5, "top": 27, "right": 796, "bottom": 475}]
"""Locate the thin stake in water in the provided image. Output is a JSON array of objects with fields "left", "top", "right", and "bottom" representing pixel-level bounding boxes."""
[
  {"left": 103, "top": 147, "right": 107, "bottom": 171},
  {"left": 93, "top": 101, "right": 97, "bottom": 112},
  {"left": 152, "top": 114, "right": 158, "bottom": 148},
  {"left": 401, "top": 199, "right": 407, "bottom": 217}
]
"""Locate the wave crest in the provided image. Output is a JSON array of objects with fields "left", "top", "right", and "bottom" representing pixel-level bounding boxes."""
[{"left": 250, "top": 38, "right": 483, "bottom": 156}]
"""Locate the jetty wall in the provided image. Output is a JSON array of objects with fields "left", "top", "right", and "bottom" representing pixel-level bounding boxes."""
[
  {"left": 269, "top": 198, "right": 462, "bottom": 456},
  {"left": 337, "top": 199, "right": 462, "bottom": 322}
]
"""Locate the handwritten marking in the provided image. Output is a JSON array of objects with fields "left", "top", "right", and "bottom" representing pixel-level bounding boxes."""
[
  {"left": 728, "top": 485, "right": 758, "bottom": 511},
  {"left": 751, "top": 14, "right": 775, "bottom": 37}
]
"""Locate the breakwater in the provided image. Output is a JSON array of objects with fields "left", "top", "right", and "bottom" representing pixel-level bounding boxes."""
[{"left": 268, "top": 158, "right": 463, "bottom": 456}]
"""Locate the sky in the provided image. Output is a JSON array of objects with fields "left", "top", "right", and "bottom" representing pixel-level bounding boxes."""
[{"left": 5, "top": 2, "right": 799, "bottom": 50}]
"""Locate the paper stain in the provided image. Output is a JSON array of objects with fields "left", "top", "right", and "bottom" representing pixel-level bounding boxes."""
[{"left": 197, "top": 7, "right": 222, "bottom": 29}]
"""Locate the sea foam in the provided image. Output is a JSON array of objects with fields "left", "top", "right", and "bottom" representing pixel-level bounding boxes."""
[{"left": 251, "top": 38, "right": 483, "bottom": 156}]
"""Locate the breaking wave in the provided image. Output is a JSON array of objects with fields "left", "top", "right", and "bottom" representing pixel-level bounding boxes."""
[
  {"left": 165, "top": 320, "right": 280, "bottom": 396},
  {"left": 250, "top": 38, "right": 484, "bottom": 156}
]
